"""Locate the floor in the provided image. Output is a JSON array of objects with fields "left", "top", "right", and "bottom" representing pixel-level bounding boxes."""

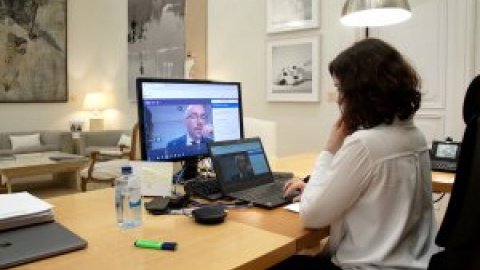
[{"left": 6, "top": 177, "right": 110, "bottom": 199}]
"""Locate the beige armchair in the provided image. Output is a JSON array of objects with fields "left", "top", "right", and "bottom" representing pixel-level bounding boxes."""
[{"left": 79, "top": 123, "right": 140, "bottom": 192}]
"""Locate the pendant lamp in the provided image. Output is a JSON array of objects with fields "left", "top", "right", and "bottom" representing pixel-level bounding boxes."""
[{"left": 341, "top": 0, "right": 412, "bottom": 27}]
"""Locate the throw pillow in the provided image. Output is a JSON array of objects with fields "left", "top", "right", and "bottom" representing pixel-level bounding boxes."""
[
  {"left": 117, "top": 134, "right": 131, "bottom": 148},
  {"left": 10, "top": 133, "right": 41, "bottom": 150}
]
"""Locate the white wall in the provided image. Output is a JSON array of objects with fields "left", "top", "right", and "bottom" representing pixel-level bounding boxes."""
[
  {"left": 370, "top": 0, "right": 476, "bottom": 144},
  {"left": 208, "top": 0, "right": 478, "bottom": 157},
  {"left": 208, "top": 0, "right": 356, "bottom": 156},
  {"left": 68, "top": 0, "right": 137, "bottom": 131}
]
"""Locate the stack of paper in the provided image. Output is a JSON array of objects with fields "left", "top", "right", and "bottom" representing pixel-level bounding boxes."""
[
  {"left": 0, "top": 192, "right": 54, "bottom": 231},
  {"left": 284, "top": 202, "right": 300, "bottom": 213}
]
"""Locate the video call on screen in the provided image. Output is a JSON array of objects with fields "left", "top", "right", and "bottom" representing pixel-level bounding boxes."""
[
  {"left": 139, "top": 80, "right": 243, "bottom": 161},
  {"left": 435, "top": 144, "right": 458, "bottom": 159}
]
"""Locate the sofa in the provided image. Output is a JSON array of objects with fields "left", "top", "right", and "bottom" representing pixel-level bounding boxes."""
[
  {"left": 0, "top": 131, "right": 74, "bottom": 155},
  {"left": 76, "top": 129, "right": 132, "bottom": 156}
]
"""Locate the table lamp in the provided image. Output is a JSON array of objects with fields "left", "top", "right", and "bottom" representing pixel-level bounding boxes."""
[{"left": 83, "top": 92, "right": 108, "bottom": 131}]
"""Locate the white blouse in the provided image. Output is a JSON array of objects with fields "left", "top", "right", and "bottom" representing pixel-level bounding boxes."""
[{"left": 300, "top": 120, "right": 439, "bottom": 270}]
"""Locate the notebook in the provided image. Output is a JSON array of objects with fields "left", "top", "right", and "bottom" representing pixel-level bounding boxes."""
[
  {"left": 208, "top": 137, "right": 297, "bottom": 209},
  {"left": 0, "top": 221, "right": 87, "bottom": 269}
]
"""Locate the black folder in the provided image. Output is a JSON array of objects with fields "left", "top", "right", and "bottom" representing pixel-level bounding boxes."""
[{"left": 0, "top": 221, "right": 87, "bottom": 269}]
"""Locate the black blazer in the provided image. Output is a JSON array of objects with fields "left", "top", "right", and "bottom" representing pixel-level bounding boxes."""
[
  {"left": 166, "top": 135, "right": 213, "bottom": 148},
  {"left": 429, "top": 75, "right": 480, "bottom": 269}
]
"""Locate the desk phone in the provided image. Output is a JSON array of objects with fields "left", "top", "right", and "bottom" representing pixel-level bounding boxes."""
[{"left": 430, "top": 140, "right": 461, "bottom": 173}]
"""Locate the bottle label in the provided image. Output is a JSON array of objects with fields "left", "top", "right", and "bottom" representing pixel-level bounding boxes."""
[{"left": 129, "top": 199, "right": 141, "bottom": 208}]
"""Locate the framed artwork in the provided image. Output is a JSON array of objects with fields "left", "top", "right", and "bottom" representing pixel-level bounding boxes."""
[
  {"left": 128, "top": 0, "right": 186, "bottom": 101},
  {"left": 267, "top": 37, "right": 320, "bottom": 102},
  {"left": 0, "top": 0, "right": 67, "bottom": 102},
  {"left": 266, "top": 0, "right": 319, "bottom": 33}
]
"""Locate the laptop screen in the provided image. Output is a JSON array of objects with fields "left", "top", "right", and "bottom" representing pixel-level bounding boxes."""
[{"left": 208, "top": 138, "right": 274, "bottom": 193}]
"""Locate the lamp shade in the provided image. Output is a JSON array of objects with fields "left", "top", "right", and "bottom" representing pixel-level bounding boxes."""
[
  {"left": 341, "top": 0, "right": 411, "bottom": 27},
  {"left": 83, "top": 92, "right": 108, "bottom": 111}
]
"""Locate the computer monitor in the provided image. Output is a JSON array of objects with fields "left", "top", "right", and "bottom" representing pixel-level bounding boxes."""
[{"left": 136, "top": 78, "right": 244, "bottom": 179}]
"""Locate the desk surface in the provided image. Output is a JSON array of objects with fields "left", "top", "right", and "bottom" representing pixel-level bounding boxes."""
[
  {"left": 12, "top": 154, "right": 327, "bottom": 270},
  {"left": 11, "top": 153, "right": 450, "bottom": 269},
  {"left": 270, "top": 153, "right": 455, "bottom": 193},
  {"left": 13, "top": 189, "right": 298, "bottom": 270}
]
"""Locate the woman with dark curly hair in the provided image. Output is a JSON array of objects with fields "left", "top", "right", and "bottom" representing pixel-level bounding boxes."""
[{"left": 272, "top": 38, "right": 439, "bottom": 270}]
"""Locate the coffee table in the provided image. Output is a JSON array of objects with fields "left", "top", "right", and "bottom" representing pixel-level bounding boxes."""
[{"left": 0, "top": 152, "right": 88, "bottom": 193}]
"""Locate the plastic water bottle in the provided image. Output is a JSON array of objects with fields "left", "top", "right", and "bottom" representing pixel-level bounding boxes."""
[{"left": 115, "top": 165, "right": 142, "bottom": 229}]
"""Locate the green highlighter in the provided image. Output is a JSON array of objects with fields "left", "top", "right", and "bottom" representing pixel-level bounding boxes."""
[{"left": 134, "top": 240, "right": 178, "bottom": 251}]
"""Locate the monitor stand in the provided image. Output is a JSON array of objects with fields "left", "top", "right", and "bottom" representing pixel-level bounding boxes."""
[
  {"left": 173, "top": 158, "right": 199, "bottom": 184},
  {"left": 171, "top": 158, "right": 198, "bottom": 202}
]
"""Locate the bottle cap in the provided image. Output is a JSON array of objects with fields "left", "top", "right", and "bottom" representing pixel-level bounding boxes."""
[{"left": 121, "top": 165, "right": 132, "bottom": 175}]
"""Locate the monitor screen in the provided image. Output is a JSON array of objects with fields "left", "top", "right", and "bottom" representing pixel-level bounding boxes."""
[
  {"left": 434, "top": 143, "right": 459, "bottom": 159},
  {"left": 136, "top": 78, "right": 244, "bottom": 162}
]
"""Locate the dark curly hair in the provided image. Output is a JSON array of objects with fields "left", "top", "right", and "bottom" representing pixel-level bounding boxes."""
[{"left": 328, "top": 38, "right": 422, "bottom": 133}]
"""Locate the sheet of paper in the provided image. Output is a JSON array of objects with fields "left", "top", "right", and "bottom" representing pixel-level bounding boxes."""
[
  {"left": 433, "top": 175, "right": 455, "bottom": 183},
  {"left": 130, "top": 161, "right": 173, "bottom": 197},
  {"left": 0, "top": 192, "right": 53, "bottom": 219},
  {"left": 284, "top": 202, "right": 300, "bottom": 213}
]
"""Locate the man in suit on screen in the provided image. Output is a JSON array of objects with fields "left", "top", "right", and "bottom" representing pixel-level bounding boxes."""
[{"left": 167, "top": 104, "right": 213, "bottom": 148}]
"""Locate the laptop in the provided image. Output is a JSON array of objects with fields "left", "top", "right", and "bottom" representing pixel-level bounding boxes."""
[
  {"left": 208, "top": 137, "right": 297, "bottom": 209},
  {"left": 0, "top": 221, "right": 87, "bottom": 269}
]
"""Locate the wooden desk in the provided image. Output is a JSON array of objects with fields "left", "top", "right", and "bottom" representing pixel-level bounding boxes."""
[
  {"left": 14, "top": 189, "right": 297, "bottom": 270},
  {"left": 13, "top": 154, "right": 327, "bottom": 270},
  {"left": 431, "top": 171, "right": 455, "bottom": 193},
  {"left": 17, "top": 152, "right": 449, "bottom": 269},
  {"left": 270, "top": 153, "right": 455, "bottom": 193}
]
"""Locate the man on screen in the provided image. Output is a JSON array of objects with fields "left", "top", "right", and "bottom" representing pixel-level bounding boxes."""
[
  {"left": 167, "top": 104, "right": 213, "bottom": 148},
  {"left": 231, "top": 153, "right": 255, "bottom": 182}
]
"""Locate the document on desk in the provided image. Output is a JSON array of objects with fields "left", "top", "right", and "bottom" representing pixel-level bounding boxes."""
[
  {"left": 433, "top": 175, "right": 455, "bottom": 183},
  {"left": 130, "top": 161, "right": 173, "bottom": 197},
  {"left": 0, "top": 192, "right": 54, "bottom": 231},
  {"left": 284, "top": 202, "right": 300, "bottom": 213}
]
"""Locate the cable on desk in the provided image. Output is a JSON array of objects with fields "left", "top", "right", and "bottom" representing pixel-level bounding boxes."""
[
  {"left": 168, "top": 200, "right": 254, "bottom": 216},
  {"left": 172, "top": 166, "right": 187, "bottom": 197},
  {"left": 433, "top": 192, "right": 446, "bottom": 203}
]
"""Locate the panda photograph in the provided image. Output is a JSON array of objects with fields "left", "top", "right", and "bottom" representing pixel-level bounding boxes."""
[{"left": 271, "top": 39, "right": 313, "bottom": 94}]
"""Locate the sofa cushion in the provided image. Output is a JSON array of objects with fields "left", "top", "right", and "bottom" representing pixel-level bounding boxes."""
[
  {"left": 9, "top": 134, "right": 41, "bottom": 150},
  {"left": 117, "top": 134, "right": 131, "bottom": 147},
  {"left": 0, "top": 149, "right": 13, "bottom": 156},
  {"left": 0, "top": 131, "right": 73, "bottom": 155}
]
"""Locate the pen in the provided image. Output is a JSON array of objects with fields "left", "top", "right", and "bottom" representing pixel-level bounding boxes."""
[{"left": 134, "top": 240, "right": 178, "bottom": 251}]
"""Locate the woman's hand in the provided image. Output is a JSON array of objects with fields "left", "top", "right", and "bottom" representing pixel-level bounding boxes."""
[
  {"left": 283, "top": 177, "right": 306, "bottom": 202},
  {"left": 325, "top": 118, "right": 350, "bottom": 154}
]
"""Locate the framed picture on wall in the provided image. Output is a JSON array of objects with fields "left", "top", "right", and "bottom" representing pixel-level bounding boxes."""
[
  {"left": 267, "top": 37, "right": 320, "bottom": 102},
  {"left": 127, "top": 0, "right": 186, "bottom": 101},
  {"left": 266, "top": 0, "right": 319, "bottom": 33},
  {"left": 0, "top": 0, "right": 67, "bottom": 102}
]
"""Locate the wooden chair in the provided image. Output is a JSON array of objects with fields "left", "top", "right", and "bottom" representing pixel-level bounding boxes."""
[{"left": 80, "top": 123, "right": 140, "bottom": 192}]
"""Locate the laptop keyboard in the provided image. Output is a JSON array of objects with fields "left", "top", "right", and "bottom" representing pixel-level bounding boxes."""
[
  {"left": 184, "top": 177, "right": 223, "bottom": 201},
  {"left": 431, "top": 160, "right": 457, "bottom": 173},
  {"left": 231, "top": 182, "right": 287, "bottom": 203}
]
